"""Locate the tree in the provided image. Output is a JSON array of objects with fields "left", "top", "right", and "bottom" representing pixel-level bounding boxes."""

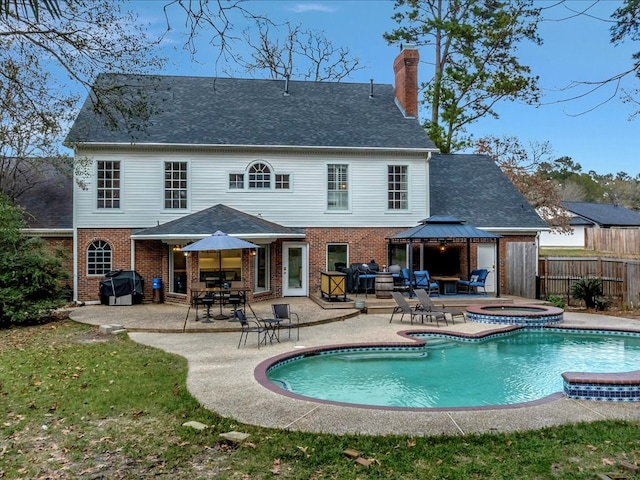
[
  {"left": 0, "top": 195, "right": 68, "bottom": 325},
  {"left": 0, "top": 0, "right": 60, "bottom": 20},
  {"left": 475, "top": 135, "right": 570, "bottom": 231},
  {"left": 611, "top": 0, "right": 640, "bottom": 118},
  {"left": 229, "top": 19, "right": 365, "bottom": 81},
  {"left": 0, "top": 0, "right": 165, "bottom": 200},
  {"left": 546, "top": 1, "right": 640, "bottom": 118},
  {"left": 384, "top": 0, "right": 542, "bottom": 153}
]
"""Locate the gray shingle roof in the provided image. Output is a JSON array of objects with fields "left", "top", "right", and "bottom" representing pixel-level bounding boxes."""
[
  {"left": 132, "top": 204, "right": 304, "bottom": 238},
  {"left": 16, "top": 163, "right": 73, "bottom": 230},
  {"left": 429, "top": 154, "right": 548, "bottom": 230},
  {"left": 66, "top": 74, "right": 437, "bottom": 150},
  {"left": 561, "top": 201, "right": 640, "bottom": 227}
]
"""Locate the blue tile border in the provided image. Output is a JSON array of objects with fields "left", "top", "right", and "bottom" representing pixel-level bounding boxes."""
[{"left": 259, "top": 326, "right": 640, "bottom": 408}]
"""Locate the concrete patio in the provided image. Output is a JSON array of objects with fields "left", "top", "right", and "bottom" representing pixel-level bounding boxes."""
[{"left": 68, "top": 299, "right": 640, "bottom": 436}]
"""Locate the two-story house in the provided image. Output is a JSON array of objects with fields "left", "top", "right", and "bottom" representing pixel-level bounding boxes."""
[{"left": 65, "top": 45, "right": 546, "bottom": 304}]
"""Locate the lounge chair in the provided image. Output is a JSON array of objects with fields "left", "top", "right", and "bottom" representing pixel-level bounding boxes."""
[
  {"left": 414, "top": 289, "right": 466, "bottom": 323},
  {"left": 390, "top": 291, "right": 447, "bottom": 326},
  {"left": 457, "top": 269, "right": 489, "bottom": 295},
  {"left": 271, "top": 303, "right": 300, "bottom": 341}
]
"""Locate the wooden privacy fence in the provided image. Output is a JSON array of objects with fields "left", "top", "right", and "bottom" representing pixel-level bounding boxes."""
[
  {"left": 586, "top": 228, "right": 640, "bottom": 255},
  {"left": 538, "top": 257, "right": 640, "bottom": 308}
]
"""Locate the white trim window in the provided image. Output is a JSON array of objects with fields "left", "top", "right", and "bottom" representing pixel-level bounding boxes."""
[
  {"left": 87, "top": 240, "right": 112, "bottom": 275},
  {"left": 327, "top": 243, "right": 348, "bottom": 271},
  {"left": 96, "top": 160, "right": 120, "bottom": 209},
  {"left": 254, "top": 244, "right": 270, "bottom": 292},
  {"left": 275, "top": 173, "right": 290, "bottom": 190},
  {"left": 229, "top": 173, "right": 244, "bottom": 189},
  {"left": 248, "top": 162, "right": 271, "bottom": 189},
  {"left": 388, "top": 165, "right": 408, "bottom": 210},
  {"left": 164, "top": 161, "right": 188, "bottom": 209},
  {"left": 327, "top": 164, "right": 348, "bottom": 210}
]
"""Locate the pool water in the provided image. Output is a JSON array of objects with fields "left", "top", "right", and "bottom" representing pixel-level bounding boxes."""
[{"left": 267, "top": 330, "right": 640, "bottom": 408}]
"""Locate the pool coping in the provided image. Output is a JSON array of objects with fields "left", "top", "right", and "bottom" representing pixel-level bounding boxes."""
[
  {"left": 126, "top": 310, "right": 640, "bottom": 436},
  {"left": 256, "top": 324, "right": 640, "bottom": 411}
]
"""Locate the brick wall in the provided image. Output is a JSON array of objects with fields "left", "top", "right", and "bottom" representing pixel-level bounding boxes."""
[{"left": 75, "top": 227, "right": 538, "bottom": 302}]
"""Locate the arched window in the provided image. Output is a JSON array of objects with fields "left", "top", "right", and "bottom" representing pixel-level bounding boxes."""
[
  {"left": 248, "top": 162, "right": 271, "bottom": 189},
  {"left": 87, "top": 240, "right": 112, "bottom": 275}
]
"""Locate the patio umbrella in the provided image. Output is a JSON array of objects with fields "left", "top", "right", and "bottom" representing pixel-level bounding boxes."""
[{"left": 182, "top": 230, "right": 258, "bottom": 319}]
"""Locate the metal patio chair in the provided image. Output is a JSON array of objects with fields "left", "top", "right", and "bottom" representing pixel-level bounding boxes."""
[{"left": 271, "top": 303, "right": 300, "bottom": 341}]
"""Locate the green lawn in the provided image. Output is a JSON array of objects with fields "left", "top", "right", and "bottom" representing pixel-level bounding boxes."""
[{"left": 1, "top": 320, "right": 638, "bottom": 479}]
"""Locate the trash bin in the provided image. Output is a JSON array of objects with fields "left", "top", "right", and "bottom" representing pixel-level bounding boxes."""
[{"left": 152, "top": 277, "right": 163, "bottom": 304}]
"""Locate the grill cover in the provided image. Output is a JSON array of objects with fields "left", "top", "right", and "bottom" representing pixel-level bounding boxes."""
[{"left": 99, "top": 270, "right": 144, "bottom": 304}]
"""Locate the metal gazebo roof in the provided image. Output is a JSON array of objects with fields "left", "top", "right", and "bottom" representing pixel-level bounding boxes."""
[
  {"left": 390, "top": 215, "right": 501, "bottom": 242},
  {"left": 388, "top": 215, "right": 502, "bottom": 297}
]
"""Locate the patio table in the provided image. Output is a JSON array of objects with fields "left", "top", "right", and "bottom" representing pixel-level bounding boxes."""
[{"left": 431, "top": 276, "right": 460, "bottom": 295}]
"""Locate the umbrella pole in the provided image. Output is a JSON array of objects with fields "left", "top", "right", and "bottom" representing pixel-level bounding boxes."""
[{"left": 214, "top": 249, "right": 230, "bottom": 320}]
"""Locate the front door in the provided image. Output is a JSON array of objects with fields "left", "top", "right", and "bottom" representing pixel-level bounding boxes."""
[
  {"left": 282, "top": 242, "right": 308, "bottom": 296},
  {"left": 477, "top": 244, "right": 496, "bottom": 293}
]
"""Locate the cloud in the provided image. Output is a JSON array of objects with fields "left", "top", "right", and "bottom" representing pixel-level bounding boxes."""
[{"left": 288, "top": 3, "right": 336, "bottom": 13}]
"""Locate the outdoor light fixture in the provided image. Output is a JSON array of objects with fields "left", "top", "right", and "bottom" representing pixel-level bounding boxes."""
[
  {"left": 250, "top": 249, "right": 257, "bottom": 257},
  {"left": 439, "top": 240, "right": 447, "bottom": 252}
]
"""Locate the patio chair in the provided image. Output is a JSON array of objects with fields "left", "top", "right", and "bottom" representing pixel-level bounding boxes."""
[
  {"left": 413, "top": 270, "right": 440, "bottom": 296},
  {"left": 235, "top": 309, "right": 267, "bottom": 349},
  {"left": 457, "top": 269, "right": 489, "bottom": 295},
  {"left": 390, "top": 291, "right": 447, "bottom": 326},
  {"left": 414, "top": 289, "right": 466, "bottom": 323},
  {"left": 271, "top": 303, "right": 300, "bottom": 341},
  {"left": 399, "top": 267, "right": 412, "bottom": 289}
]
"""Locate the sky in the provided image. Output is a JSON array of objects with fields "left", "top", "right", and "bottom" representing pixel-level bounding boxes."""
[{"left": 132, "top": 0, "right": 639, "bottom": 177}]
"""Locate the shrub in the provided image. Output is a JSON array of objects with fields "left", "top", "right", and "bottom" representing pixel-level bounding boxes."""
[
  {"left": 547, "top": 295, "right": 565, "bottom": 309},
  {"left": 570, "top": 277, "right": 603, "bottom": 309},
  {"left": 0, "top": 195, "right": 68, "bottom": 326}
]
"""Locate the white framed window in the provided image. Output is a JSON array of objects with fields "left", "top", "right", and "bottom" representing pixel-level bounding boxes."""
[
  {"left": 388, "top": 165, "right": 408, "bottom": 210},
  {"left": 254, "top": 244, "right": 270, "bottom": 292},
  {"left": 327, "top": 164, "right": 348, "bottom": 210},
  {"left": 327, "top": 243, "right": 348, "bottom": 271},
  {"left": 229, "top": 173, "right": 244, "bottom": 189},
  {"left": 248, "top": 162, "right": 271, "bottom": 189},
  {"left": 275, "top": 173, "right": 290, "bottom": 190},
  {"left": 87, "top": 240, "right": 112, "bottom": 276},
  {"left": 164, "top": 161, "right": 188, "bottom": 209},
  {"left": 96, "top": 160, "right": 120, "bottom": 209}
]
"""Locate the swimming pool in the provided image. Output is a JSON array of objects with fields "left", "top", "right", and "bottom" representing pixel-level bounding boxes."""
[{"left": 262, "top": 329, "right": 640, "bottom": 409}]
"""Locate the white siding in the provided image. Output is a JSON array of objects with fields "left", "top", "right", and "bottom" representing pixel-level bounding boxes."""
[
  {"left": 539, "top": 226, "right": 586, "bottom": 248},
  {"left": 74, "top": 149, "right": 430, "bottom": 229}
]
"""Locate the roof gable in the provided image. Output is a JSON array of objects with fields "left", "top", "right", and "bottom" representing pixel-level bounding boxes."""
[
  {"left": 67, "top": 75, "right": 437, "bottom": 151},
  {"left": 429, "top": 154, "right": 547, "bottom": 230},
  {"left": 132, "top": 204, "right": 304, "bottom": 239},
  {"left": 561, "top": 201, "right": 640, "bottom": 227}
]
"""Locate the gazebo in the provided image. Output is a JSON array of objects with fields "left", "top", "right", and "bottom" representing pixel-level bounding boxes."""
[{"left": 389, "top": 215, "right": 502, "bottom": 296}]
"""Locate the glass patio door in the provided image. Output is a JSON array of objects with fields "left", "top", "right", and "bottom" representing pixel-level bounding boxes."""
[{"left": 282, "top": 242, "right": 308, "bottom": 296}]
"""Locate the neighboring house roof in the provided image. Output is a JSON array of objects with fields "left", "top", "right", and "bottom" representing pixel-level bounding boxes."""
[
  {"left": 15, "top": 164, "right": 73, "bottom": 231},
  {"left": 66, "top": 74, "right": 437, "bottom": 151},
  {"left": 131, "top": 204, "right": 305, "bottom": 241},
  {"left": 429, "top": 154, "right": 548, "bottom": 231},
  {"left": 561, "top": 201, "right": 640, "bottom": 227}
]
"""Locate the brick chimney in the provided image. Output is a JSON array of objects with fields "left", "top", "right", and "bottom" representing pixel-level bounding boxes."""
[{"left": 393, "top": 44, "right": 419, "bottom": 118}]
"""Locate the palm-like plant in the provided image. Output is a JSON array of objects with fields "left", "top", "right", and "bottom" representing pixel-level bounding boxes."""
[{"left": 570, "top": 278, "right": 603, "bottom": 309}]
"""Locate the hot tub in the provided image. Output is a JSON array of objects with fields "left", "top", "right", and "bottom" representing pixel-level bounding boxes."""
[{"left": 465, "top": 304, "right": 563, "bottom": 326}]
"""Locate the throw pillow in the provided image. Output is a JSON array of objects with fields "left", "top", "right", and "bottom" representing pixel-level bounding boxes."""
[{"left": 470, "top": 275, "right": 479, "bottom": 282}]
